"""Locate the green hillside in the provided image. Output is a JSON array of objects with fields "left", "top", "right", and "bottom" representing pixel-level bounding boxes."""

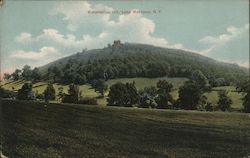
[
  {"left": 1, "top": 99, "right": 250, "bottom": 158},
  {"left": 38, "top": 42, "right": 248, "bottom": 86}
]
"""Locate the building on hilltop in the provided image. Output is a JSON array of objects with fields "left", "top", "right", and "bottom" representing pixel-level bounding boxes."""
[{"left": 112, "top": 40, "right": 123, "bottom": 48}]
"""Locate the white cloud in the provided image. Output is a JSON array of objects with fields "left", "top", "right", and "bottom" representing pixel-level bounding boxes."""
[
  {"left": 199, "top": 24, "right": 249, "bottom": 49},
  {"left": 11, "top": 1, "right": 187, "bottom": 70},
  {"left": 49, "top": 2, "right": 114, "bottom": 31},
  {"left": 198, "top": 23, "right": 249, "bottom": 66},
  {"left": 15, "top": 32, "right": 32, "bottom": 43},
  {"left": 10, "top": 47, "right": 60, "bottom": 61},
  {"left": 47, "top": 2, "right": 184, "bottom": 49}
]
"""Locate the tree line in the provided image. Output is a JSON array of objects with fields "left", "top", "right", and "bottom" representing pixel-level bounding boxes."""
[{"left": 1, "top": 72, "right": 249, "bottom": 113}]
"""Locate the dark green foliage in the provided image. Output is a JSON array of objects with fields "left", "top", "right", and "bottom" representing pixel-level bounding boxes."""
[
  {"left": 155, "top": 80, "right": 173, "bottom": 108},
  {"left": 205, "top": 102, "right": 214, "bottom": 112},
  {"left": 42, "top": 43, "right": 247, "bottom": 85},
  {"left": 17, "top": 83, "right": 35, "bottom": 100},
  {"left": 43, "top": 84, "right": 56, "bottom": 103},
  {"left": 10, "top": 66, "right": 42, "bottom": 82},
  {"left": 11, "top": 69, "right": 22, "bottom": 81},
  {"left": 155, "top": 93, "right": 173, "bottom": 109},
  {"left": 21, "top": 65, "right": 32, "bottom": 81},
  {"left": 57, "top": 87, "right": 65, "bottom": 101},
  {"left": 31, "top": 67, "right": 41, "bottom": 81},
  {"left": 190, "top": 70, "right": 209, "bottom": 91},
  {"left": 62, "top": 84, "right": 81, "bottom": 103},
  {"left": 0, "top": 87, "right": 16, "bottom": 98},
  {"left": 35, "top": 93, "right": 45, "bottom": 100},
  {"left": 52, "top": 66, "right": 62, "bottom": 82},
  {"left": 217, "top": 90, "right": 232, "bottom": 112},
  {"left": 243, "top": 92, "right": 250, "bottom": 113},
  {"left": 156, "top": 80, "right": 173, "bottom": 93},
  {"left": 3, "top": 73, "right": 11, "bottom": 80},
  {"left": 236, "top": 79, "right": 250, "bottom": 112},
  {"left": 107, "top": 82, "right": 138, "bottom": 106},
  {"left": 178, "top": 81, "right": 202, "bottom": 110},
  {"left": 74, "top": 74, "right": 87, "bottom": 84},
  {"left": 138, "top": 86, "right": 157, "bottom": 108},
  {"left": 197, "top": 95, "right": 209, "bottom": 111},
  {"left": 77, "top": 97, "right": 98, "bottom": 105},
  {"left": 92, "top": 79, "right": 108, "bottom": 96}
]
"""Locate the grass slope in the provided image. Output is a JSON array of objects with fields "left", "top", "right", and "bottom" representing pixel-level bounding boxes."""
[{"left": 1, "top": 99, "right": 250, "bottom": 158}]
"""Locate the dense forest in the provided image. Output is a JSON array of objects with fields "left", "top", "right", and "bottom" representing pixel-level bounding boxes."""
[{"left": 37, "top": 42, "right": 248, "bottom": 86}]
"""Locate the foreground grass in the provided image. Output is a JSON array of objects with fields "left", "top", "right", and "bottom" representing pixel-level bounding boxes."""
[{"left": 1, "top": 99, "right": 250, "bottom": 158}]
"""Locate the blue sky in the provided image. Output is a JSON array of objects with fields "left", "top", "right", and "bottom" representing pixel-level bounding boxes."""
[{"left": 0, "top": 0, "right": 249, "bottom": 74}]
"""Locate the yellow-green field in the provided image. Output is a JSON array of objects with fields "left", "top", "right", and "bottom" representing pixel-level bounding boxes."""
[{"left": 1, "top": 78, "right": 244, "bottom": 110}]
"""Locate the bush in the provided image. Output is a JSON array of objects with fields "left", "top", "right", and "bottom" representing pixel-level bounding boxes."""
[
  {"left": 107, "top": 82, "right": 138, "bottom": 106},
  {"left": 217, "top": 90, "right": 232, "bottom": 112},
  {"left": 0, "top": 87, "right": 16, "bottom": 99},
  {"left": 205, "top": 102, "right": 214, "bottom": 112},
  {"left": 35, "top": 92, "right": 45, "bottom": 100},
  {"left": 17, "top": 83, "right": 35, "bottom": 100},
  {"left": 62, "top": 84, "right": 81, "bottom": 103},
  {"left": 77, "top": 97, "right": 98, "bottom": 105}
]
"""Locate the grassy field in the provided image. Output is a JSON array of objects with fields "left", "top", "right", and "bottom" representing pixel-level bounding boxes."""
[
  {"left": 205, "top": 89, "right": 243, "bottom": 111},
  {"left": 1, "top": 99, "right": 250, "bottom": 158},
  {"left": 1, "top": 78, "right": 244, "bottom": 110}
]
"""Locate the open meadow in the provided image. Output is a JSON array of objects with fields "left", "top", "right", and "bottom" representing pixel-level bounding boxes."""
[{"left": 1, "top": 99, "right": 250, "bottom": 158}]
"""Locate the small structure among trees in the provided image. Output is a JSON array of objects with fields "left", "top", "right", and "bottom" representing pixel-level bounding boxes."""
[{"left": 112, "top": 40, "right": 123, "bottom": 48}]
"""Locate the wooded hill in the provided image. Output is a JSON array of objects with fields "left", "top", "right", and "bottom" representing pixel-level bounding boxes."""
[{"left": 40, "top": 41, "right": 248, "bottom": 86}]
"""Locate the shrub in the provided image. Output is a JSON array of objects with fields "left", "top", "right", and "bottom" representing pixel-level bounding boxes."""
[
  {"left": 77, "top": 97, "right": 98, "bottom": 105},
  {"left": 217, "top": 90, "right": 232, "bottom": 112}
]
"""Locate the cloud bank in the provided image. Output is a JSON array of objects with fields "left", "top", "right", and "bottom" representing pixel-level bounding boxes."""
[{"left": 11, "top": 1, "right": 184, "bottom": 63}]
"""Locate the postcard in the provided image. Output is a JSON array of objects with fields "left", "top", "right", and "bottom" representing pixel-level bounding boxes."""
[{"left": 0, "top": 0, "right": 249, "bottom": 157}]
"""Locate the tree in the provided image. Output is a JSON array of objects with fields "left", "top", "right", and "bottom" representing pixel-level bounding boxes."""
[
  {"left": 217, "top": 90, "right": 232, "bottom": 112},
  {"left": 17, "top": 83, "right": 34, "bottom": 100},
  {"left": 178, "top": 81, "right": 202, "bottom": 110},
  {"left": 22, "top": 65, "right": 32, "bottom": 80},
  {"left": 3, "top": 73, "right": 11, "bottom": 80},
  {"left": 190, "top": 70, "right": 209, "bottom": 91},
  {"left": 62, "top": 84, "right": 81, "bottom": 103},
  {"left": 43, "top": 83, "right": 56, "bottom": 103},
  {"left": 107, "top": 82, "right": 138, "bottom": 106},
  {"left": 0, "top": 87, "right": 16, "bottom": 99},
  {"left": 155, "top": 80, "right": 173, "bottom": 108},
  {"left": 52, "top": 66, "right": 62, "bottom": 82},
  {"left": 236, "top": 79, "right": 250, "bottom": 112},
  {"left": 74, "top": 74, "right": 87, "bottom": 84},
  {"left": 57, "top": 87, "right": 65, "bottom": 102},
  {"left": 31, "top": 67, "right": 41, "bottom": 81},
  {"left": 11, "top": 69, "right": 22, "bottom": 81},
  {"left": 93, "top": 79, "right": 108, "bottom": 97},
  {"left": 138, "top": 86, "right": 157, "bottom": 108}
]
